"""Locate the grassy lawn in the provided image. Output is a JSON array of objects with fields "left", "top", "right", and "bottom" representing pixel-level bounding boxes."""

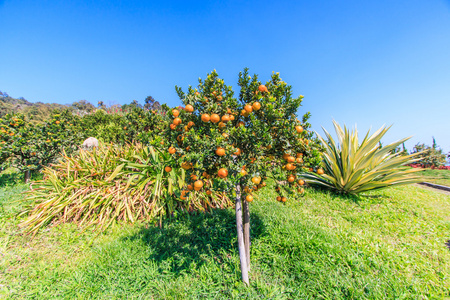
[
  {"left": 419, "top": 169, "right": 450, "bottom": 187},
  {"left": 1, "top": 173, "right": 449, "bottom": 299}
]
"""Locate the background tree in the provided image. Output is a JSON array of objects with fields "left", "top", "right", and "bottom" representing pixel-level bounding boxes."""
[
  {"left": 165, "top": 69, "right": 320, "bottom": 284},
  {"left": 412, "top": 137, "right": 447, "bottom": 168}
]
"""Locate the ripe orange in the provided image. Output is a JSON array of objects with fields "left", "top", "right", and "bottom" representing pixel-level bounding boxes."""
[
  {"left": 251, "top": 176, "right": 261, "bottom": 185},
  {"left": 233, "top": 148, "right": 241, "bottom": 156},
  {"left": 187, "top": 121, "right": 194, "bottom": 128},
  {"left": 193, "top": 180, "right": 203, "bottom": 191},
  {"left": 281, "top": 197, "right": 287, "bottom": 202},
  {"left": 276, "top": 196, "right": 281, "bottom": 201},
  {"left": 296, "top": 157, "right": 303, "bottom": 163},
  {"left": 201, "top": 114, "right": 210, "bottom": 122},
  {"left": 221, "top": 115, "right": 230, "bottom": 122},
  {"left": 206, "top": 190, "right": 212, "bottom": 195},
  {"left": 222, "top": 133, "right": 229, "bottom": 138},
  {"left": 172, "top": 109, "right": 180, "bottom": 117},
  {"left": 211, "top": 114, "right": 220, "bottom": 123},
  {"left": 295, "top": 125, "right": 303, "bottom": 133},
  {"left": 285, "top": 163, "right": 295, "bottom": 171},
  {"left": 187, "top": 184, "right": 193, "bottom": 191},
  {"left": 216, "top": 147, "right": 225, "bottom": 156},
  {"left": 246, "top": 195, "right": 254, "bottom": 202},
  {"left": 287, "top": 175, "right": 296, "bottom": 182},
  {"left": 217, "top": 95, "right": 223, "bottom": 101},
  {"left": 55, "top": 121, "right": 60, "bottom": 124},
  {"left": 240, "top": 169, "right": 248, "bottom": 176},
  {"left": 244, "top": 105, "right": 253, "bottom": 113},
  {"left": 317, "top": 168, "right": 325, "bottom": 175},
  {"left": 168, "top": 147, "right": 176, "bottom": 154},
  {"left": 173, "top": 118, "right": 182, "bottom": 126},
  {"left": 252, "top": 102, "right": 261, "bottom": 111},
  {"left": 286, "top": 156, "right": 295, "bottom": 163},
  {"left": 180, "top": 190, "right": 188, "bottom": 200},
  {"left": 218, "top": 168, "right": 228, "bottom": 178},
  {"left": 165, "top": 166, "right": 172, "bottom": 172},
  {"left": 237, "top": 121, "right": 245, "bottom": 127},
  {"left": 170, "top": 124, "right": 177, "bottom": 130},
  {"left": 218, "top": 122, "right": 226, "bottom": 129},
  {"left": 185, "top": 104, "right": 194, "bottom": 113},
  {"left": 258, "top": 85, "right": 268, "bottom": 92},
  {"left": 230, "top": 115, "right": 235, "bottom": 121},
  {"left": 298, "top": 188, "right": 305, "bottom": 194},
  {"left": 298, "top": 179, "right": 305, "bottom": 186}
]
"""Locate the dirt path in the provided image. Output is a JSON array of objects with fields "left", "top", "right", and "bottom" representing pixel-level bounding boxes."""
[{"left": 415, "top": 183, "right": 450, "bottom": 196}]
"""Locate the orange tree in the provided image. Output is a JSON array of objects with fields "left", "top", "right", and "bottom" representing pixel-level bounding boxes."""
[
  {"left": 0, "top": 110, "right": 82, "bottom": 181},
  {"left": 163, "top": 69, "right": 321, "bottom": 284}
]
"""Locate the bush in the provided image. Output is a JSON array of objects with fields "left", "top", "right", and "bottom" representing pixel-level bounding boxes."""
[
  {"left": 302, "top": 121, "right": 422, "bottom": 194},
  {"left": 19, "top": 142, "right": 232, "bottom": 235}
]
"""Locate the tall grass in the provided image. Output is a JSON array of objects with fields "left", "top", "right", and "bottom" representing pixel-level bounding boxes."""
[{"left": 19, "top": 143, "right": 232, "bottom": 235}]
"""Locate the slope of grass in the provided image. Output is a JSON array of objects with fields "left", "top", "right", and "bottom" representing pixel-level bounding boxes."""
[
  {"left": 0, "top": 174, "right": 449, "bottom": 299},
  {"left": 419, "top": 168, "right": 450, "bottom": 186}
]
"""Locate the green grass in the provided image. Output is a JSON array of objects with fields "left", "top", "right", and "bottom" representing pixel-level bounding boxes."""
[
  {"left": 419, "top": 168, "right": 450, "bottom": 186},
  {"left": 0, "top": 173, "right": 449, "bottom": 299}
]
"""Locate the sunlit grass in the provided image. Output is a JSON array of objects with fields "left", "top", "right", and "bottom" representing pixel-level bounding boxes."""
[
  {"left": 419, "top": 168, "right": 450, "bottom": 186},
  {"left": 0, "top": 173, "right": 449, "bottom": 298}
]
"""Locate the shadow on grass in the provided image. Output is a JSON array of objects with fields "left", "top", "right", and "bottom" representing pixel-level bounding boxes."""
[{"left": 123, "top": 208, "right": 266, "bottom": 275}]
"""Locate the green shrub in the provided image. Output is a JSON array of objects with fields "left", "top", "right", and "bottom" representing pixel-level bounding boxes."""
[{"left": 302, "top": 121, "right": 421, "bottom": 194}]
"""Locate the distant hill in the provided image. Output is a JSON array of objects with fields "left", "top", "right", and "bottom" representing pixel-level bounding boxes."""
[{"left": 0, "top": 91, "right": 161, "bottom": 123}]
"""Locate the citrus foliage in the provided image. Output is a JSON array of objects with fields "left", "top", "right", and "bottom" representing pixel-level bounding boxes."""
[
  {"left": 302, "top": 121, "right": 422, "bottom": 194},
  {"left": 168, "top": 69, "right": 320, "bottom": 201},
  {"left": 0, "top": 111, "right": 81, "bottom": 174}
]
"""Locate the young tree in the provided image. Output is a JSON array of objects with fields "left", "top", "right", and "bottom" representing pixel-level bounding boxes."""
[
  {"left": 165, "top": 69, "right": 320, "bottom": 284},
  {"left": 412, "top": 137, "right": 447, "bottom": 168}
]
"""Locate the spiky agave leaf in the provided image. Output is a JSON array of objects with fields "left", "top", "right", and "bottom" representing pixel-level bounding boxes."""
[{"left": 302, "top": 120, "right": 422, "bottom": 195}]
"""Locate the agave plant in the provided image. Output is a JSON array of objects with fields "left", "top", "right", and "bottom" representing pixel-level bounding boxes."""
[{"left": 302, "top": 121, "right": 422, "bottom": 195}]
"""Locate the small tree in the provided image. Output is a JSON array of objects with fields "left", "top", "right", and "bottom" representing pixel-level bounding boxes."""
[
  {"left": 164, "top": 69, "right": 320, "bottom": 284},
  {"left": 412, "top": 137, "right": 447, "bottom": 168}
]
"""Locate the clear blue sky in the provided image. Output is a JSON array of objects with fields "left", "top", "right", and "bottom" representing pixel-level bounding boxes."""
[{"left": 1, "top": 0, "right": 449, "bottom": 153}]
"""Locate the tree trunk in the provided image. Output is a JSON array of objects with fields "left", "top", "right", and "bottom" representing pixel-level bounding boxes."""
[
  {"left": 235, "top": 183, "right": 249, "bottom": 285},
  {"left": 243, "top": 197, "right": 250, "bottom": 271},
  {"left": 24, "top": 170, "right": 31, "bottom": 183}
]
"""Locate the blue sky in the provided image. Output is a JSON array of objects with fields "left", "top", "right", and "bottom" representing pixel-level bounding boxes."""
[{"left": 1, "top": 0, "right": 449, "bottom": 153}]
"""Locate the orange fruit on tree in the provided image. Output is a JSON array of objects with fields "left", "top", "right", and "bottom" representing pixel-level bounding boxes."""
[
  {"left": 233, "top": 148, "right": 241, "bottom": 155},
  {"left": 165, "top": 166, "right": 172, "bottom": 172},
  {"left": 180, "top": 190, "right": 188, "bottom": 200},
  {"left": 187, "top": 121, "right": 194, "bottom": 128},
  {"left": 216, "top": 147, "right": 225, "bottom": 156},
  {"left": 252, "top": 102, "right": 261, "bottom": 111},
  {"left": 298, "top": 188, "right": 305, "bottom": 194},
  {"left": 296, "top": 157, "right": 303, "bottom": 163},
  {"left": 237, "top": 121, "right": 245, "bottom": 127},
  {"left": 298, "top": 179, "right": 305, "bottom": 186},
  {"left": 276, "top": 196, "right": 282, "bottom": 201},
  {"left": 246, "top": 195, "right": 254, "bottom": 202},
  {"left": 194, "top": 180, "right": 204, "bottom": 191},
  {"left": 185, "top": 104, "right": 194, "bottom": 113},
  {"left": 201, "top": 114, "right": 210, "bottom": 122},
  {"left": 218, "top": 122, "right": 226, "bottom": 129},
  {"left": 217, "top": 95, "right": 223, "bottom": 101},
  {"left": 287, "top": 174, "right": 296, "bottom": 182},
  {"left": 244, "top": 105, "right": 253, "bottom": 113},
  {"left": 172, "top": 109, "right": 180, "bottom": 117},
  {"left": 285, "top": 163, "right": 295, "bottom": 171},
  {"left": 168, "top": 146, "right": 176, "bottom": 154},
  {"left": 218, "top": 168, "right": 228, "bottom": 178},
  {"left": 187, "top": 184, "right": 193, "bottom": 191},
  {"left": 281, "top": 197, "right": 287, "bottom": 202},
  {"left": 55, "top": 121, "right": 60, "bottom": 124},
  {"left": 286, "top": 156, "right": 295, "bottom": 163},
  {"left": 251, "top": 176, "right": 261, "bottom": 185},
  {"left": 221, "top": 115, "right": 230, "bottom": 122},
  {"left": 211, "top": 114, "right": 220, "bottom": 123},
  {"left": 317, "top": 168, "right": 324, "bottom": 175},
  {"left": 240, "top": 169, "right": 248, "bottom": 176},
  {"left": 173, "top": 118, "right": 182, "bottom": 126},
  {"left": 206, "top": 190, "right": 212, "bottom": 195},
  {"left": 230, "top": 115, "right": 235, "bottom": 121},
  {"left": 295, "top": 125, "right": 303, "bottom": 133},
  {"left": 170, "top": 124, "right": 177, "bottom": 130},
  {"left": 258, "top": 85, "right": 268, "bottom": 92}
]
